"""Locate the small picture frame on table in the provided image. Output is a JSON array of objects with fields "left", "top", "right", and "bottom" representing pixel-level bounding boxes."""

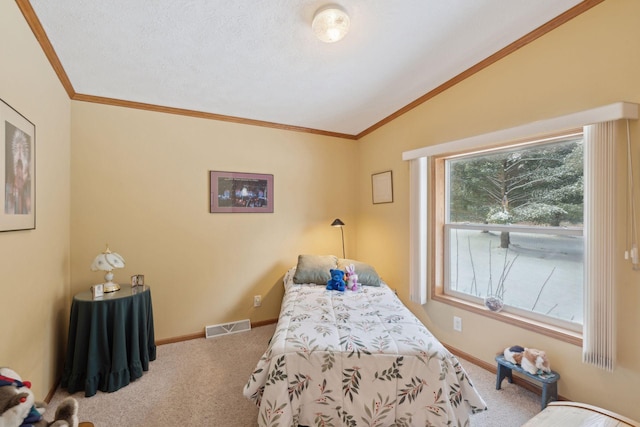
[
  {"left": 91, "top": 284, "right": 104, "bottom": 299},
  {"left": 131, "top": 274, "right": 145, "bottom": 287}
]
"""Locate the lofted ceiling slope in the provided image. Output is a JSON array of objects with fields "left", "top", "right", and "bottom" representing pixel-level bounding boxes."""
[{"left": 18, "top": 1, "right": 601, "bottom": 139}]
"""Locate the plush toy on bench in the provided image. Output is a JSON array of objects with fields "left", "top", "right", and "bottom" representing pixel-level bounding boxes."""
[
  {"left": 0, "top": 367, "right": 78, "bottom": 427},
  {"left": 503, "top": 345, "right": 551, "bottom": 375}
]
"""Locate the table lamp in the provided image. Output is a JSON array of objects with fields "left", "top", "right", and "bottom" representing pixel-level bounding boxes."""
[{"left": 90, "top": 245, "right": 125, "bottom": 293}]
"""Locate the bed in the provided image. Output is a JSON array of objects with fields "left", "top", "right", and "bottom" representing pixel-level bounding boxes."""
[{"left": 244, "top": 255, "right": 487, "bottom": 426}]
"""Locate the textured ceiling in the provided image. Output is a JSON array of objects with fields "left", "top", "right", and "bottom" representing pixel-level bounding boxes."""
[{"left": 26, "top": 0, "right": 586, "bottom": 137}]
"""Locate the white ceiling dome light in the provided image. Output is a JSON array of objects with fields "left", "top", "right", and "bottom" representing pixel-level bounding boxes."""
[{"left": 312, "top": 5, "right": 350, "bottom": 43}]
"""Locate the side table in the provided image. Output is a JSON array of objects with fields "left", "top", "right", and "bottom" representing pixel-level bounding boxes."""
[{"left": 61, "top": 284, "right": 156, "bottom": 397}]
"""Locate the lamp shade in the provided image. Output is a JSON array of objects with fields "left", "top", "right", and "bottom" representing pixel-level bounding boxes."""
[
  {"left": 331, "top": 218, "right": 345, "bottom": 227},
  {"left": 91, "top": 245, "right": 125, "bottom": 292},
  {"left": 312, "top": 6, "right": 350, "bottom": 43},
  {"left": 91, "top": 249, "right": 125, "bottom": 272}
]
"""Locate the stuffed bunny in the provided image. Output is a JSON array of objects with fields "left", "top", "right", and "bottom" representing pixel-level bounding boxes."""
[{"left": 344, "top": 264, "right": 360, "bottom": 291}]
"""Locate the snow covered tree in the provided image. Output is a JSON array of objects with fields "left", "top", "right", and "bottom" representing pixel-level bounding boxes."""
[{"left": 449, "top": 138, "right": 583, "bottom": 248}]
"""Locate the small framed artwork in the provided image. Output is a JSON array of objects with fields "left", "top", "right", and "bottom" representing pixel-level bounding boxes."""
[
  {"left": 1, "top": 98, "right": 35, "bottom": 231},
  {"left": 91, "top": 284, "right": 104, "bottom": 299},
  {"left": 372, "top": 170, "right": 393, "bottom": 204},
  {"left": 131, "top": 274, "right": 145, "bottom": 287},
  {"left": 210, "top": 171, "right": 274, "bottom": 213}
]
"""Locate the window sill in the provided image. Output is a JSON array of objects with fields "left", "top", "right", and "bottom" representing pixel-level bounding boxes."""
[{"left": 432, "top": 293, "right": 583, "bottom": 346}]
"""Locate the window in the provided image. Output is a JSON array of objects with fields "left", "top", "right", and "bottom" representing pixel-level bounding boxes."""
[
  {"left": 434, "top": 133, "right": 584, "bottom": 333},
  {"left": 405, "top": 103, "right": 636, "bottom": 362}
]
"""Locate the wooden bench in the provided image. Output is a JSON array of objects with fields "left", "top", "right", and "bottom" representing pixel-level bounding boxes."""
[{"left": 495, "top": 354, "right": 560, "bottom": 409}]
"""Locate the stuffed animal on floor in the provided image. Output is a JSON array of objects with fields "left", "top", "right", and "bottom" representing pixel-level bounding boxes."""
[
  {"left": 344, "top": 264, "right": 360, "bottom": 291},
  {"left": 0, "top": 367, "right": 78, "bottom": 427},
  {"left": 503, "top": 346, "right": 551, "bottom": 375},
  {"left": 326, "top": 268, "right": 346, "bottom": 292}
]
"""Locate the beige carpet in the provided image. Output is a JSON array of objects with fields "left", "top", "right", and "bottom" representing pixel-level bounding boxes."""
[{"left": 48, "top": 324, "right": 541, "bottom": 426}]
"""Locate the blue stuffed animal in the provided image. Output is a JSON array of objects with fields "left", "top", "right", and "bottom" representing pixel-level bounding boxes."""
[{"left": 326, "top": 269, "right": 346, "bottom": 292}]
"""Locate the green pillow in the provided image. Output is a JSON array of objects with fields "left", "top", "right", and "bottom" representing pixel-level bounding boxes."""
[
  {"left": 293, "top": 254, "right": 338, "bottom": 284},
  {"left": 337, "top": 259, "right": 382, "bottom": 286}
]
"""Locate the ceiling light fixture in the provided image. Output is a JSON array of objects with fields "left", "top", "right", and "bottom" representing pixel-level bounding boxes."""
[{"left": 312, "top": 5, "right": 350, "bottom": 43}]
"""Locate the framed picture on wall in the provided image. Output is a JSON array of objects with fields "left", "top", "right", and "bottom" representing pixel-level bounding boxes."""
[
  {"left": 209, "top": 171, "right": 274, "bottom": 213},
  {"left": 372, "top": 170, "right": 393, "bottom": 204},
  {"left": 0, "top": 98, "right": 35, "bottom": 231}
]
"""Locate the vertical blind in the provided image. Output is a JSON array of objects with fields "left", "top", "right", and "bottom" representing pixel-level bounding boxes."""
[
  {"left": 409, "top": 157, "right": 427, "bottom": 304},
  {"left": 582, "top": 121, "right": 616, "bottom": 371}
]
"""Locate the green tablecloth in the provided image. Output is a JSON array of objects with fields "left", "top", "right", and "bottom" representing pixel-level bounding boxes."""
[{"left": 61, "top": 285, "right": 156, "bottom": 397}]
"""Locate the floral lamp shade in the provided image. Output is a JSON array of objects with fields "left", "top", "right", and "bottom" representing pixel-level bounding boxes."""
[{"left": 91, "top": 245, "right": 125, "bottom": 292}]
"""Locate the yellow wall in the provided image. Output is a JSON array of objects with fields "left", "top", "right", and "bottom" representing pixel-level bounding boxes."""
[
  {"left": 5, "top": 0, "right": 640, "bottom": 417},
  {"left": 70, "top": 102, "right": 357, "bottom": 339},
  {"left": 357, "top": 0, "right": 640, "bottom": 420},
  {"left": 0, "top": 2, "right": 71, "bottom": 399}
]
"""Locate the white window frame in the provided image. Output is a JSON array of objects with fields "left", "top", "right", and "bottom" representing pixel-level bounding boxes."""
[
  {"left": 403, "top": 102, "right": 638, "bottom": 346},
  {"left": 441, "top": 134, "right": 584, "bottom": 333}
]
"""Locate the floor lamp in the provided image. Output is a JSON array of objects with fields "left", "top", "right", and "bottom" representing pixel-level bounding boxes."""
[{"left": 331, "top": 218, "right": 345, "bottom": 258}]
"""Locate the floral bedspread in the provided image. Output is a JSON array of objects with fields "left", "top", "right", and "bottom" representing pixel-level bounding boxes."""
[{"left": 244, "top": 272, "right": 487, "bottom": 427}]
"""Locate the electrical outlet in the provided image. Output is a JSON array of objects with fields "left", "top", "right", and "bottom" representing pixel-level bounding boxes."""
[
  {"left": 453, "top": 316, "right": 462, "bottom": 332},
  {"left": 253, "top": 295, "right": 262, "bottom": 307}
]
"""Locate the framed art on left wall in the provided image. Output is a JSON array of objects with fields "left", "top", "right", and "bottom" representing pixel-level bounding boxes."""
[{"left": 0, "top": 98, "right": 35, "bottom": 231}]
